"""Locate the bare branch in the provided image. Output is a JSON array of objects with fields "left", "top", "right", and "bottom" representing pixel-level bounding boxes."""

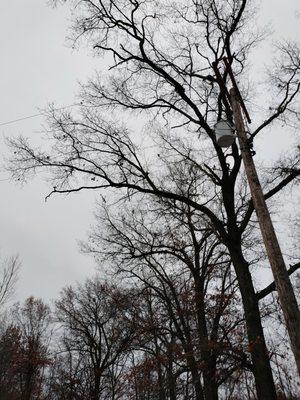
[
  {"left": 0, "top": 255, "right": 21, "bottom": 309},
  {"left": 256, "top": 262, "right": 300, "bottom": 301}
]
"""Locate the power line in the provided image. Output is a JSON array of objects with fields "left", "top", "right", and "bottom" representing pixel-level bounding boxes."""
[
  {"left": 0, "top": 99, "right": 297, "bottom": 131},
  {"left": 0, "top": 103, "right": 79, "bottom": 128},
  {"left": 0, "top": 112, "right": 45, "bottom": 127}
]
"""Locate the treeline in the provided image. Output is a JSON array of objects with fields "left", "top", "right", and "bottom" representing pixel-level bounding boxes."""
[{"left": 0, "top": 219, "right": 298, "bottom": 400}]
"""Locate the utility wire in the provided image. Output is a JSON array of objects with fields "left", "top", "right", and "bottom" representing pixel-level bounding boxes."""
[
  {"left": 0, "top": 103, "right": 79, "bottom": 128},
  {"left": 1, "top": 99, "right": 297, "bottom": 130},
  {"left": 0, "top": 112, "right": 45, "bottom": 127}
]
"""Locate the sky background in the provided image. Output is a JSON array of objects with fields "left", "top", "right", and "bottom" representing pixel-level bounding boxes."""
[{"left": 0, "top": 0, "right": 299, "bottom": 305}]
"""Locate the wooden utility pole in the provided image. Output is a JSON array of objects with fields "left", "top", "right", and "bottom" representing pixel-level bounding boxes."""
[{"left": 230, "top": 87, "right": 300, "bottom": 375}]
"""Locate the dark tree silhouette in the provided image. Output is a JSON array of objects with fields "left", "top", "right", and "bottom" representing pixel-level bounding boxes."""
[
  {"left": 0, "top": 255, "right": 20, "bottom": 310},
  {"left": 84, "top": 196, "right": 253, "bottom": 398},
  {"left": 54, "top": 279, "right": 136, "bottom": 400},
  {"left": 0, "top": 297, "right": 51, "bottom": 400},
  {"left": 7, "top": 1, "right": 300, "bottom": 398}
]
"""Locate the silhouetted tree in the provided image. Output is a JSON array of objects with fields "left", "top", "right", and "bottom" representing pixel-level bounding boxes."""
[
  {"left": 0, "top": 255, "right": 20, "bottom": 310},
  {"left": 54, "top": 278, "right": 136, "bottom": 400},
  {"left": 12, "top": 297, "right": 52, "bottom": 400},
  {"left": 8, "top": 1, "right": 300, "bottom": 398},
  {"left": 0, "top": 325, "right": 22, "bottom": 399},
  {"left": 84, "top": 197, "right": 256, "bottom": 398}
]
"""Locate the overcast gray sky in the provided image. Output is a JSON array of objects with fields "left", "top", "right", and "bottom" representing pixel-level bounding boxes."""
[{"left": 0, "top": 1, "right": 299, "bottom": 304}]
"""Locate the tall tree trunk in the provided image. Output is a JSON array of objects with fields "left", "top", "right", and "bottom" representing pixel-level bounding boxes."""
[
  {"left": 22, "top": 364, "right": 35, "bottom": 400},
  {"left": 185, "top": 351, "right": 205, "bottom": 400},
  {"left": 194, "top": 278, "right": 218, "bottom": 400},
  {"left": 190, "top": 368, "right": 205, "bottom": 400},
  {"left": 230, "top": 246, "right": 277, "bottom": 400},
  {"left": 203, "top": 365, "right": 218, "bottom": 400},
  {"left": 167, "top": 361, "right": 177, "bottom": 400},
  {"left": 167, "top": 336, "right": 177, "bottom": 400},
  {"left": 92, "top": 367, "right": 101, "bottom": 400},
  {"left": 156, "top": 353, "right": 166, "bottom": 400}
]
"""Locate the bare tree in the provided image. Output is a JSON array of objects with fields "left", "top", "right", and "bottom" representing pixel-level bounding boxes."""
[
  {"left": 0, "top": 297, "right": 51, "bottom": 400},
  {"left": 0, "top": 255, "right": 20, "bottom": 310},
  {"left": 13, "top": 296, "right": 52, "bottom": 400},
  {"left": 54, "top": 278, "right": 136, "bottom": 400},
  {"left": 0, "top": 324, "right": 22, "bottom": 399},
  {"left": 7, "top": 1, "right": 300, "bottom": 398},
  {"left": 84, "top": 194, "right": 264, "bottom": 399}
]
